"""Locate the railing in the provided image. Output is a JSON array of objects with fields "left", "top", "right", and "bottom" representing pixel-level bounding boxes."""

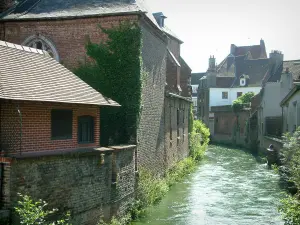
[{"left": 0, "top": 101, "right": 22, "bottom": 155}]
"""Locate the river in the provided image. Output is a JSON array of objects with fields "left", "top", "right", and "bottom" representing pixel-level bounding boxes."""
[{"left": 132, "top": 145, "right": 284, "bottom": 225}]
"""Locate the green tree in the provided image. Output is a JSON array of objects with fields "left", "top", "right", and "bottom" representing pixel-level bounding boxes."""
[{"left": 232, "top": 92, "right": 255, "bottom": 112}]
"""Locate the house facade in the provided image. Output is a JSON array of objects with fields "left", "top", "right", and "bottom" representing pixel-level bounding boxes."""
[
  {"left": 0, "top": 0, "right": 192, "bottom": 175},
  {"left": 198, "top": 41, "right": 285, "bottom": 137},
  {"left": 0, "top": 41, "right": 139, "bottom": 225}
]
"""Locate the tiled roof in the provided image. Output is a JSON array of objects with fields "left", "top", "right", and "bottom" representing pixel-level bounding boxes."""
[
  {"left": 233, "top": 45, "right": 264, "bottom": 59},
  {"left": 216, "top": 77, "right": 235, "bottom": 88},
  {"left": 0, "top": 41, "right": 120, "bottom": 106}
]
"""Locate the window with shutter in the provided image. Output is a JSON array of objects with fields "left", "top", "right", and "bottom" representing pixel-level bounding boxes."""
[{"left": 78, "top": 116, "right": 95, "bottom": 144}]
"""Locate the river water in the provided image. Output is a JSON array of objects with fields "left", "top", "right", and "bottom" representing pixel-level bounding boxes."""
[{"left": 133, "top": 145, "right": 284, "bottom": 225}]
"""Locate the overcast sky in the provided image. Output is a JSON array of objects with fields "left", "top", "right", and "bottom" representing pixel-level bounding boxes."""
[{"left": 145, "top": 0, "right": 300, "bottom": 73}]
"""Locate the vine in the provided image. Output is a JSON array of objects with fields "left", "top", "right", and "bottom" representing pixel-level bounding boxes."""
[{"left": 75, "top": 22, "right": 142, "bottom": 145}]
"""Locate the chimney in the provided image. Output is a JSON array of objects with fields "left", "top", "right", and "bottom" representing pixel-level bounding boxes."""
[
  {"left": 209, "top": 55, "right": 216, "bottom": 70},
  {"left": 153, "top": 12, "right": 167, "bottom": 28},
  {"left": 269, "top": 50, "right": 284, "bottom": 71},
  {"left": 260, "top": 39, "right": 267, "bottom": 58},
  {"left": 0, "top": 0, "right": 14, "bottom": 13},
  {"left": 230, "top": 44, "right": 236, "bottom": 55}
]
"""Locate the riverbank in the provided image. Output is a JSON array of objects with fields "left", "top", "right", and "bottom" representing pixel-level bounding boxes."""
[
  {"left": 99, "top": 120, "right": 210, "bottom": 225},
  {"left": 133, "top": 145, "right": 284, "bottom": 225}
]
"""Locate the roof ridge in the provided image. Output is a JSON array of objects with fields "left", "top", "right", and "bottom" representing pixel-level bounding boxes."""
[{"left": 0, "top": 40, "right": 50, "bottom": 57}]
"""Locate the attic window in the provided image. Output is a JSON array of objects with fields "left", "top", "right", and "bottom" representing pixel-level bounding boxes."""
[{"left": 240, "top": 78, "right": 246, "bottom": 86}]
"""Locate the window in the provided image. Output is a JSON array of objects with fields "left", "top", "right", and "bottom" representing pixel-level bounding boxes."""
[
  {"left": 237, "top": 92, "right": 243, "bottom": 98},
  {"left": 78, "top": 116, "right": 95, "bottom": 143},
  {"left": 222, "top": 92, "right": 228, "bottom": 99},
  {"left": 23, "top": 35, "right": 60, "bottom": 61},
  {"left": 51, "top": 109, "right": 73, "bottom": 140}
]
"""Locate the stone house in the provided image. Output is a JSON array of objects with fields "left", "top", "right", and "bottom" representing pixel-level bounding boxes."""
[
  {"left": 152, "top": 12, "right": 192, "bottom": 170},
  {"left": 198, "top": 41, "right": 284, "bottom": 137},
  {"left": 0, "top": 0, "right": 192, "bottom": 175},
  {"left": 249, "top": 57, "right": 300, "bottom": 152},
  {"left": 0, "top": 41, "right": 138, "bottom": 224}
]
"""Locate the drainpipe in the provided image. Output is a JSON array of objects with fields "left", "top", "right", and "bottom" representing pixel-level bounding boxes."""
[{"left": 17, "top": 105, "right": 22, "bottom": 155}]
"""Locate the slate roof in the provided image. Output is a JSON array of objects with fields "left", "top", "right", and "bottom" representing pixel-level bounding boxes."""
[
  {"left": 0, "top": 0, "right": 149, "bottom": 21},
  {"left": 191, "top": 73, "right": 205, "bottom": 85},
  {"left": 231, "top": 58, "right": 269, "bottom": 87},
  {"left": 0, "top": 40, "right": 120, "bottom": 106},
  {"left": 232, "top": 45, "right": 265, "bottom": 59},
  {"left": 283, "top": 60, "right": 300, "bottom": 80}
]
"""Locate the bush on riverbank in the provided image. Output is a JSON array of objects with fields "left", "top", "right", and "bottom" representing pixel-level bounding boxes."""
[
  {"left": 100, "top": 120, "right": 210, "bottom": 225},
  {"left": 278, "top": 128, "right": 300, "bottom": 224}
]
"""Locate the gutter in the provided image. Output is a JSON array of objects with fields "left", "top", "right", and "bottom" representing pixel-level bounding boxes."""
[{"left": 166, "top": 92, "right": 192, "bottom": 103}]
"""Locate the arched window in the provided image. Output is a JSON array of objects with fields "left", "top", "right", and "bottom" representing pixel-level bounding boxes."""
[{"left": 22, "top": 35, "right": 60, "bottom": 62}]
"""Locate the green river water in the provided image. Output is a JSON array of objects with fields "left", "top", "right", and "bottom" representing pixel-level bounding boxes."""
[{"left": 133, "top": 145, "right": 284, "bottom": 225}]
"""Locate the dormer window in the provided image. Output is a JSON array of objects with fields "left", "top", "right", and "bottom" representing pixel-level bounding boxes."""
[
  {"left": 240, "top": 75, "right": 248, "bottom": 87},
  {"left": 240, "top": 78, "right": 246, "bottom": 86}
]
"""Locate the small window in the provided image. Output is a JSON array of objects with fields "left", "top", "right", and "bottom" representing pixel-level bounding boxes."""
[
  {"left": 222, "top": 92, "right": 228, "bottom": 99},
  {"left": 78, "top": 116, "right": 95, "bottom": 143},
  {"left": 237, "top": 92, "right": 243, "bottom": 98},
  {"left": 51, "top": 109, "right": 73, "bottom": 140}
]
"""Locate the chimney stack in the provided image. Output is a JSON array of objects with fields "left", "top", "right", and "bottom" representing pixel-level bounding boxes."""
[
  {"left": 269, "top": 50, "right": 284, "bottom": 71},
  {"left": 153, "top": 12, "right": 167, "bottom": 28},
  {"left": 209, "top": 55, "right": 216, "bottom": 70}
]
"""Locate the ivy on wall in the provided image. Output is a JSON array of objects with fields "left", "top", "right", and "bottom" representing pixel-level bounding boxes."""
[
  {"left": 232, "top": 92, "right": 254, "bottom": 112},
  {"left": 75, "top": 22, "right": 142, "bottom": 145}
]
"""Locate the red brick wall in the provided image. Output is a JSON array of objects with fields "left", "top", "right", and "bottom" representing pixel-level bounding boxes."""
[
  {"left": 2, "top": 15, "right": 138, "bottom": 69},
  {"left": 1, "top": 100, "right": 100, "bottom": 153}
]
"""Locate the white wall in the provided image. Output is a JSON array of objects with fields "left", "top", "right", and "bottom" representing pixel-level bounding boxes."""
[
  {"left": 209, "top": 87, "right": 261, "bottom": 108},
  {"left": 283, "top": 91, "right": 300, "bottom": 133}
]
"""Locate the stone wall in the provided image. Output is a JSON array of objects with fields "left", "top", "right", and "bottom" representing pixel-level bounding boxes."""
[
  {"left": 164, "top": 96, "right": 190, "bottom": 170},
  {"left": 137, "top": 21, "right": 167, "bottom": 174},
  {"left": 5, "top": 146, "right": 135, "bottom": 225},
  {"left": 212, "top": 109, "right": 250, "bottom": 147}
]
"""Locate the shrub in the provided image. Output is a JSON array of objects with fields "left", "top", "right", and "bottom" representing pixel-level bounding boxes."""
[
  {"left": 232, "top": 92, "right": 254, "bottom": 112},
  {"left": 278, "top": 127, "right": 300, "bottom": 224},
  {"left": 15, "top": 193, "right": 71, "bottom": 225},
  {"left": 190, "top": 120, "right": 210, "bottom": 160}
]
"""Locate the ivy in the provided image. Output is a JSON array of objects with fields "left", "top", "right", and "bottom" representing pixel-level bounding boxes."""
[
  {"left": 232, "top": 92, "right": 254, "bottom": 112},
  {"left": 75, "top": 22, "right": 142, "bottom": 145}
]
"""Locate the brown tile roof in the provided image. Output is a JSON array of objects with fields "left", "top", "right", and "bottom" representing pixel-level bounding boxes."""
[{"left": 0, "top": 41, "right": 120, "bottom": 106}]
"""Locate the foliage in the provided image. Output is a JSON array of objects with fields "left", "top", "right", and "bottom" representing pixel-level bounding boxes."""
[
  {"left": 277, "top": 127, "right": 300, "bottom": 224},
  {"left": 189, "top": 104, "right": 194, "bottom": 134},
  {"left": 232, "top": 92, "right": 255, "bottom": 112},
  {"left": 279, "top": 194, "right": 300, "bottom": 225},
  {"left": 15, "top": 193, "right": 71, "bottom": 225},
  {"left": 282, "top": 128, "right": 300, "bottom": 190},
  {"left": 75, "top": 21, "right": 142, "bottom": 145}
]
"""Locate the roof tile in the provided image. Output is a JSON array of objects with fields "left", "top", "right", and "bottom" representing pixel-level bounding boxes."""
[{"left": 0, "top": 41, "right": 120, "bottom": 106}]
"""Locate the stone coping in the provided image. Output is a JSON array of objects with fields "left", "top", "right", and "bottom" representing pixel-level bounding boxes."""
[
  {"left": 5, "top": 145, "right": 136, "bottom": 159},
  {"left": 264, "top": 136, "right": 283, "bottom": 144}
]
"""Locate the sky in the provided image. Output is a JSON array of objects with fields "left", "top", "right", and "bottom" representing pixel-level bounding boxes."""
[{"left": 145, "top": 0, "right": 300, "bottom": 73}]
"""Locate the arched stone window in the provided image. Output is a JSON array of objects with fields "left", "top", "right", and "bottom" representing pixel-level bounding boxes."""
[{"left": 22, "top": 35, "right": 60, "bottom": 62}]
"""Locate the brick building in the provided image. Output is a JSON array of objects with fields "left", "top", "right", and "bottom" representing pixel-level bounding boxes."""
[
  {"left": 0, "top": 41, "right": 138, "bottom": 225},
  {"left": 0, "top": 0, "right": 192, "bottom": 175}
]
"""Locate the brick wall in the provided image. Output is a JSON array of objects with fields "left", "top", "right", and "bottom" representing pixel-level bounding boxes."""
[
  {"left": 0, "top": 100, "right": 100, "bottom": 153},
  {"left": 5, "top": 146, "right": 135, "bottom": 225},
  {"left": 2, "top": 15, "right": 138, "bottom": 69},
  {"left": 180, "top": 58, "right": 192, "bottom": 97},
  {"left": 166, "top": 56, "right": 179, "bottom": 93},
  {"left": 137, "top": 22, "right": 167, "bottom": 174},
  {"left": 164, "top": 96, "right": 190, "bottom": 169}
]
